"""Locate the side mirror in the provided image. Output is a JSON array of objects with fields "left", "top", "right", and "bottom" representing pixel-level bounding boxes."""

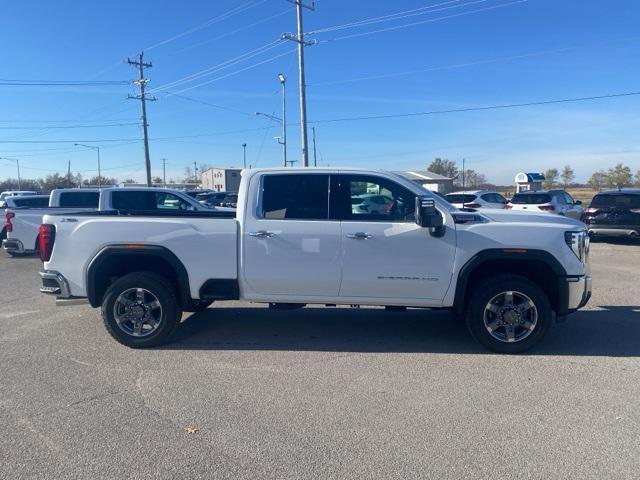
[
  {"left": 575, "top": 200, "right": 582, "bottom": 206},
  {"left": 415, "top": 196, "right": 444, "bottom": 230}
]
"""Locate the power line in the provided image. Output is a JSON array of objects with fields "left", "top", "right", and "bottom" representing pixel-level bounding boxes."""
[
  {"left": 308, "top": 0, "right": 476, "bottom": 34},
  {"left": 148, "top": 40, "right": 285, "bottom": 94},
  {"left": 0, "top": 79, "right": 129, "bottom": 86},
  {"left": 165, "top": 48, "right": 297, "bottom": 96},
  {"left": 142, "top": 0, "right": 269, "bottom": 52},
  {"left": 170, "top": 9, "right": 292, "bottom": 55},
  {"left": 0, "top": 122, "right": 140, "bottom": 130},
  {"left": 309, "top": 91, "right": 640, "bottom": 124},
  {"left": 319, "top": 0, "right": 528, "bottom": 42},
  {"left": 309, "top": 35, "right": 640, "bottom": 87},
  {"left": 165, "top": 92, "right": 255, "bottom": 117}
]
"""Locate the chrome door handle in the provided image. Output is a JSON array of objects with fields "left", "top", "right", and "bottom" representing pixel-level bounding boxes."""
[
  {"left": 346, "top": 232, "right": 372, "bottom": 240},
  {"left": 249, "top": 230, "right": 275, "bottom": 238}
]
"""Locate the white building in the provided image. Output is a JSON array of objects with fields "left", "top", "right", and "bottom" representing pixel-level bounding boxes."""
[
  {"left": 515, "top": 172, "right": 545, "bottom": 193},
  {"left": 201, "top": 168, "right": 242, "bottom": 192},
  {"left": 395, "top": 170, "right": 454, "bottom": 194}
]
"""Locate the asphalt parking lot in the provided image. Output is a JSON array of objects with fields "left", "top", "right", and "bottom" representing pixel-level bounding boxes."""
[{"left": 1, "top": 241, "right": 639, "bottom": 479}]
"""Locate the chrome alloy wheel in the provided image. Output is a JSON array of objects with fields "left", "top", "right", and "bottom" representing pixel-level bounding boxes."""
[
  {"left": 483, "top": 291, "right": 538, "bottom": 343},
  {"left": 113, "top": 288, "right": 163, "bottom": 338}
]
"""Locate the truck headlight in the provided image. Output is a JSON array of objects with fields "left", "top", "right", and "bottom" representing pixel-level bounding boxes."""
[{"left": 565, "top": 230, "right": 589, "bottom": 263}]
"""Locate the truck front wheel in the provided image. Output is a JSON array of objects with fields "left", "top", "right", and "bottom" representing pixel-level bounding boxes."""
[
  {"left": 101, "top": 272, "right": 182, "bottom": 348},
  {"left": 465, "top": 274, "right": 551, "bottom": 354}
]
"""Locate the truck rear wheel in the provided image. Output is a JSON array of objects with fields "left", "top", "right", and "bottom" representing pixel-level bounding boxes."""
[
  {"left": 465, "top": 274, "right": 551, "bottom": 354},
  {"left": 101, "top": 272, "right": 182, "bottom": 348}
]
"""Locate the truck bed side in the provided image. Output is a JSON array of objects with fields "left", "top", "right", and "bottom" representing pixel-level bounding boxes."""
[{"left": 43, "top": 212, "right": 238, "bottom": 301}]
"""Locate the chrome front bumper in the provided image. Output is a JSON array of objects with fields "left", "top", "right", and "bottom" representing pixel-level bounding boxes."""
[
  {"left": 567, "top": 275, "right": 592, "bottom": 311},
  {"left": 39, "top": 270, "right": 88, "bottom": 306},
  {"left": 2, "top": 238, "right": 25, "bottom": 253},
  {"left": 588, "top": 227, "right": 639, "bottom": 238}
]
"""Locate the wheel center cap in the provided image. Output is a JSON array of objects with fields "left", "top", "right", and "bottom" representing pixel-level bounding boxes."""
[
  {"left": 502, "top": 308, "right": 520, "bottom": 325},
  {"left": 129, "top": 305, "right": 145, "bottom": 320}
]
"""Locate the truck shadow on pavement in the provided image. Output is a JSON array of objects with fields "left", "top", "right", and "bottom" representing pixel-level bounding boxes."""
[{"left": 168, "top": 305, "right": 640, "bottom": 356}]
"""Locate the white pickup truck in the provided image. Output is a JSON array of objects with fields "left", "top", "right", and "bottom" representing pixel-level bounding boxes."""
[
  {"left": 3, "top": 187, "right": 212, "bottom": 256},
  {"left": 39, "top": 168, "right": 592, "bottom": 353}
]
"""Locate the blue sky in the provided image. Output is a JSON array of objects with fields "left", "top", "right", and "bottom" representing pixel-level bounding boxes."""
[{"left": 1, "top": 0, "right": 639, "bottom": 185}]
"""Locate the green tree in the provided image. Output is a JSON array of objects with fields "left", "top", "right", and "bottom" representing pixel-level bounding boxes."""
[
  {"left": 427, "top": 158, "right": 458, "bottom": 179},
  {"left": 152, "top": 176, "right": 163, "bottom": 184},
  {"left": 606, "top": 163, "right": 633, "bottom": 188},
  {"left": 587, "top": 170, "right": 608, "bottom": 191},
  {"left": 543, "top": 168, "right": 559, "bottom": 189},
  {"left": 560, "top": 165, "right": 575, "bottom": 187}
]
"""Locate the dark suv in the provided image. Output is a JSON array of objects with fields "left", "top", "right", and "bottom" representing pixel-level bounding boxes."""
[
  {"left": 196, "top": 191, "right": 238, "bottom": 208},
  {"left": 582, "top": 189, "right": 640, "bottom": 240}
]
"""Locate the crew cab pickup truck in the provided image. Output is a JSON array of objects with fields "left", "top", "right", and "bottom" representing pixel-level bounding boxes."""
[
  {"left": 4, "top": 187, "right": 213, "bottom": 256},
  {"left": 39, "top": 168, "right": 592, "bottom": 353}
]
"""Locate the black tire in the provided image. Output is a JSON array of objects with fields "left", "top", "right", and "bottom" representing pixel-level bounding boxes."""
[
  {"left": 6, "top": 250, "right": 29, "bottom": 257},
  {"left": 465, "top": 274, "right": 552, "bottom": 354},
  {"left": 101, "top": 272, "right": 182, "bottom": 348}
]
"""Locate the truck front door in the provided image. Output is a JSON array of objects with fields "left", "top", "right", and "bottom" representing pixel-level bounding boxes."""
[
  {"left": 242, "top": 173, "right": 342, "bottom": 299},
  {"left": 333, "top": 174, "right": 456, "bottom": 303}
]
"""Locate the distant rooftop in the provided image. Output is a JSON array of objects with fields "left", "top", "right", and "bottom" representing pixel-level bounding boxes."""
[{"left": 394, "top": 170, "right": 452, "bottom": 181}]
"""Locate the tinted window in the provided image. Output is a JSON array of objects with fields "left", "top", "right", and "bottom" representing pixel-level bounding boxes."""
[
  {"left": 336, "top": 175, "right": 416, "bottom": 222},
  {"left": 511, "top": 193, "right": 552, "bottom": 204},
  {"left": 445, "top": 194, "right": 477, "bottom": 204},
  {"left": 111, "top": 191, "right": 192, "bottom": 211},
  {"left": 13, "top": 197, "right": 49, "bottom": 207},
  {"left": 591, "top": 193, "right": 640, "bottom": 209},
  {"left": 563, "top": 192, "right": 575, "bottom": 205},
  {"left": 261, "top": 174, "right": 329, "bottom": 220},
  {"left": 58, "top": 191, "right": 99, "bottom": 207}
]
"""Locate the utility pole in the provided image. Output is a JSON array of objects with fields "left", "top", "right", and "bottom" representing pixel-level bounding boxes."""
[
  {"left": 242, "top": 143, "right": 247, "bottom": 168},
  {"left": 312, "top": 127, "right": 317, "bottom": 167},
  {"left": 283, "top": 0, "right": 316, "bottom": 167},
  {"left": 128, "top": 52, "right": 155, "bottom": 187},
  {"left": 0, "top": 157, "right": 21, "bottom": 189},
  {"left": 193, "top": 161, "right": 198, "bottom": 183},
  {"left": 462, "top": 157, "right": 466, "bottom": 191},
  {"left": 162, "top": 158, "right": 167, "bottom": 187}
]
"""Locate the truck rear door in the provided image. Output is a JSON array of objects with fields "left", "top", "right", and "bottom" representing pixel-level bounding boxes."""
[{"left": 241, "top": 173, "right": 342, "bottom": 298}]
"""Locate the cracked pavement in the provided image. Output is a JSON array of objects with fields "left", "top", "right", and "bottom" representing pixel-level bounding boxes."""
[{"left": 1, "top": 241, "right": 640, "bottom": 479}]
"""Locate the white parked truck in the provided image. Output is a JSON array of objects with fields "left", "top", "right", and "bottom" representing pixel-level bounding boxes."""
[
  {"left": 3, "top": 187, "right": 214, "bottom": 256},
  {"left": 38, "top": 168, "right": 592, "bottom": 353}
]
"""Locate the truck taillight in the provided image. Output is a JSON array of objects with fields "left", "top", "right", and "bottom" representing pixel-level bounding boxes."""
[
  {"left": 39, "top": 224, "right": 55, "bottom": 262},
  {"left": 538, "top": 205, "right": 555, "bottom": 212},
  {"left": 4, "top": 211, "right": 14, "bottom": 233}
]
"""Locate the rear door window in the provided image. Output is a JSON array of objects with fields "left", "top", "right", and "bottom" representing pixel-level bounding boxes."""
[
  {"left": 261, "top": 174, "right": 329, "bottom": 220},
  {"left": 111, "top": 191, "right": 192, "bottom": 211},
  {"left": 58, "top": 191, "right": 99, "bottom": 208},
  {"left": 511, "top": 193, "right": 552, "bottom": 204},
  {"left": 13, "top": 197, "right": 49, "bottom": 207},
  {"left": 445, "top": 194, "right": 477, "bottom": 204}
]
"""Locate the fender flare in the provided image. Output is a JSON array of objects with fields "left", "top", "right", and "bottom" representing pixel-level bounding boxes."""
[
  {"left": 86, "top": 245, "right": 192, "bottom": 308},
  {"left": 453, "top": 249, "right": 569, "bottom": 316}
]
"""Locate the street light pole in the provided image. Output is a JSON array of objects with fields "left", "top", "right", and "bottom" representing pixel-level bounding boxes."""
[
  {"left": 242, "top": 143, "right": 247, "bottom": 168},
  {"left": 278, "top": 74, "right": 287, "bottom": 168},
  {"left": 0, "top": 157, "right": 21, "bottom": 189},
  {"left": 75, "top": 144, "right": 101, "bottom": 187}
]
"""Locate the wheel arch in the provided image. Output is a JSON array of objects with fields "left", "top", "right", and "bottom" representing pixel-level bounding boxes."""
[
  {"left": 453, "top": 249, "right": 568, "bottom": 317},
  {"left": 86, "top": 245, "right": 192, "bottom": 308}
]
